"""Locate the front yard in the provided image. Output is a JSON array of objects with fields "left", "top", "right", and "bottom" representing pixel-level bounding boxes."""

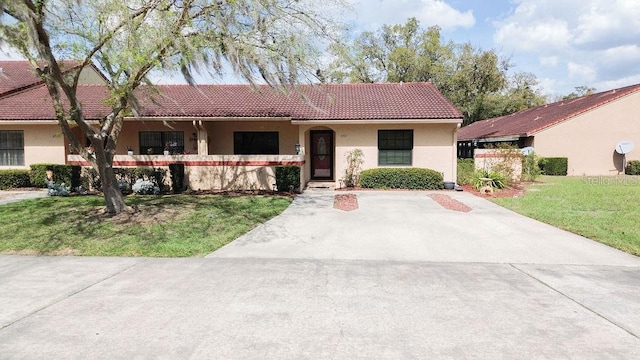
[
  {"left": 0, "top": 194, "right": 292, "bottom": 257},
  {"left": 494, "top": 176, "right": 640, "bottom": 256}
]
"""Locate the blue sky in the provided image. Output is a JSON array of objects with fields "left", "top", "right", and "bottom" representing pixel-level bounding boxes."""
[
  {"left": 346, "top": 0, "right": 640, "bottom": 97},
  {"left": 2, "top": 0, "right": 639, "bottom": 98}
]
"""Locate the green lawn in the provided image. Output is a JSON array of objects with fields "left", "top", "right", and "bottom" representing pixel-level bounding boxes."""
[
  {"left": 0, "top": 194, "right": 292, "bottom": 257},
  {"left": 494, "top": 176, "right": 640, "bottom": 256}
]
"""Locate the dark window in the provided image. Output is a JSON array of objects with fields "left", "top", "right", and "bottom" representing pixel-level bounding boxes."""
[
  {"left": 378, "top": 130, "right": 413, "bottom": 166},
  {"left": 233, "top": 132, "right": 279, "bottom": 155},
  {"left": 0, "top": 130, "right": 25, "bottom": 166},
  {"left": 139, "top": 131, "right": 184, "bottom": 155}
]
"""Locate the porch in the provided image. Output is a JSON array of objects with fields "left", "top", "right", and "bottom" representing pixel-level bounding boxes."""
[{"left": 67, "top": 154, "right": 306, "bottom": 192}]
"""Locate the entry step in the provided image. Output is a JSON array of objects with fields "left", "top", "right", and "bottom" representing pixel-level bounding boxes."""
[{"left": 306, "top": 181, "right": 336, "bottom": 190}]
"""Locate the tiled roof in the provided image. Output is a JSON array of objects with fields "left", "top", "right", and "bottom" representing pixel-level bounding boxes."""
[
  {"left": 458, "top": 83, "right": 640, "bottom": 141},
  {"left": 0, "top": 60, "right": 83, "bottom": 98},
  {"left": 0, "top": 82, "right": 463, "bottom": 121},
  {"left": 0, "top": 84, "right": 112, "bottom": 120}
]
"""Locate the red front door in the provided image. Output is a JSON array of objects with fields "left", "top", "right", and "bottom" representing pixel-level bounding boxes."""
[{"left": 310, "top": 131, "right": 333, "bottom": 180}]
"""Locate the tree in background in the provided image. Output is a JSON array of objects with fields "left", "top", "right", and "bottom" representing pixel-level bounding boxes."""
[
  {"left": 326, "top": 17, "right": 546, "bottom": 125},
  {"left": 0, "top": 0, "right": 342, "bottom": 214},
  {"left": 558, "top": 86, "right": 597, "bottom": 101}
]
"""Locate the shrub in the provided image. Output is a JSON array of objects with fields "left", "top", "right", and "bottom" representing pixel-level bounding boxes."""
[
  {"left": 275, "top": 166, "right": 300, "bottom": 192},
  {"left": 47, "top": 181, "right": 71, "bottom": 196},
  {"left": 471, "top": 169, "right": 507, "bottom": 190},
  {"left": 359, "top": 168, "right": 443, "bottom": 189},
  {"left": 521, "top": 152, "right": 541, "bottom": 181},
  {"left": 132, "top": 179, "right": 160, "bottom": 195},
  {"left": 343, "top": 149, "right": 364, "bottom": 187},
  {"left": 539, "top": 157, "right": 568, "bottom": 176},
  {"left": 0, "top": 170, "right": 31, "bottom": 189},
  {"left": 626, "top": 160, "right": 640, "bottom": 175},
  {"left": 30, "top": 164, "right": 81, "bottom": 189},
  {"left": 82, "top": 167, "right": 167, "bottom": 192},
  {"left": 457, "top": 159, "right": 475, "bottom": 185},
  {"left": 169, "top": 163, "right": 185, "bottom": 193}
]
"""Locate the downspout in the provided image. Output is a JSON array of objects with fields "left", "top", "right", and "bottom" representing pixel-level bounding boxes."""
[{"left": 453, "top": 123, "right": 461, "bottom": 183}]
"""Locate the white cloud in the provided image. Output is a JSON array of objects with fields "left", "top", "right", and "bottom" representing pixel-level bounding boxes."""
[
  {"left": 594, "top": 74, "right": 640, "bottom": 91},
  {"left": 574, "top": 0, "right": 640, "bottom": 49},
  {"left": 493, "top": 0, "right": 640, "bottom": 92},
  {"left": 567, "top": 62, "right": 597, "bottom": 82},
  {"left": 539, "top": 56, "right": 558, "bottom": 67},
  {"left": 494, "top": 18, "right": 571, "bottom": 53},
  {"left": 350, "top": 0, "right": 474, "bottom": 31},
  {"left": 417, "top": 0, "right": 475, "bottom": 30}
]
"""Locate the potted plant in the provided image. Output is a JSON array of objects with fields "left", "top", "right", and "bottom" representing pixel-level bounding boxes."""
[
  {"left": 127, "top": 146, "right": 134, "bottom": 156},
  {"left": 163, "top": 142, "right": 170, "bottom": 156}
]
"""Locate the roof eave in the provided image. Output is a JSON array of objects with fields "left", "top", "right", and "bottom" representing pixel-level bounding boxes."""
[
  {"left": 291, "top": 118, "right": 463, "bottom": 125},
  {"left": 126, "top": 116, "right": 293, "bottom": 122}
]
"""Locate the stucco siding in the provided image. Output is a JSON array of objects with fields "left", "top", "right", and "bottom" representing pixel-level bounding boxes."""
[
  {"left": 1, "top": 124, "right": 65, "bottom": 169},
  {"left": 205, "top": 121, "right": 299, "bottom": 155},
  {"left": 118, "top": 121, "right": 196, "bottom": 155},
  {"left": 300, "top": 122, "right": 458, "bottom": 186},
  {"left": 533, "top": 92, "right": 640, "bottom": 175}
]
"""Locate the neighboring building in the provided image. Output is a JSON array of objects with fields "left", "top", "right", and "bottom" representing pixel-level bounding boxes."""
[
  {"left": 1, "top": 61, "right": 463, "bottom": 190},
  {"left": 0, "top": 61, "right": 106, "bottom": 169},
  {"left": 458, "top": 84, "right": 640, "bottom": 176}
]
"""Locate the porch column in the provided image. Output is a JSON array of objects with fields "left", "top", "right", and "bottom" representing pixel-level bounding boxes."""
[{"left": 193, "top": 120, "right": 209, "bottom": 155}]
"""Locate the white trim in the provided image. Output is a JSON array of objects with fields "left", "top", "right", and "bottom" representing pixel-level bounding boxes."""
[
  {"left": 474, "top": 136, "right": 523, "bottom": 143},
  {"left": 126, "top": 116, "right": 292, "bottom": 122},
  {"left": 291, "top": 118, "right": 462, "bottom": 125},
  {"left": 0, "top": 120, "right": 59, "bottom": 125}
]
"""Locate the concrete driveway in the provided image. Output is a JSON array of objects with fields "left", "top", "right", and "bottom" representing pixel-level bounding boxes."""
[
  {"left": 210, "top": 189, "right": 640, "bottom": 265},
  {"left": 1, "top": 190, "right": 640, "bottom": 359}
]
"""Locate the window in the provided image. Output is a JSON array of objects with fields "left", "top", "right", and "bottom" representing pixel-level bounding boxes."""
[
  {"left": 139, "top": 131, "right": 184, "bottom": 155},
  {"left": 0, "top": 130, "right": 25, "bottom": 166},
  {"left": 234, "top": 132, "right": 279, "bottom": 155},
  {"left": 378, "top": 130, "right": 413, "bottom": 166}
]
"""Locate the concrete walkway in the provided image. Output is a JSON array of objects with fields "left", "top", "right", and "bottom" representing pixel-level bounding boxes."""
[
  {"left": 1, "top": 189, "right": 640, "bottom": 359},
  {"left": 0, "top": 189, "right": 47, "bottom": 206}
]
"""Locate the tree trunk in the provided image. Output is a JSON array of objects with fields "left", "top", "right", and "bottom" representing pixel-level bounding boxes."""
[{"left": 94, "top": 148, "right": 128, "bottom": 215}]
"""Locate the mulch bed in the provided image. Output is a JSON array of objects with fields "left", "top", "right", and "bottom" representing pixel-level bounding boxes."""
[
  {"left": 334, "top": 193, "right": 358, "bottom": 211},
  {"left": 459, "top": 183, "right": 527, "bottom": 198},
  {"left": 427, "top": 194, "right": 472, "bottom": 212}
]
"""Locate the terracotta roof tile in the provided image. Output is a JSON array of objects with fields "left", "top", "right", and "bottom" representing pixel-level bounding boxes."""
[
  {"left": 0, "top": 84, "right": 111, "bottom": 120},
  {"left": 0, "top": 82, "right": 462, "bottom": 122},
  {"left": 458, "top": 83, "right": 640, "bottom": 141},
  {"left": 0, "top": 60, "right": 83, "bottom": 98},
  {"left": 135, "top": 82, "right": 462, "bottom": 120}
]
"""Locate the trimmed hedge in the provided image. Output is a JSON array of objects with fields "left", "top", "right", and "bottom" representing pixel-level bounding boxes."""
[
  {"left": 0, "top": 170, "right": 31, "bottom": 189},
  {"left": 169, "top": 163, "right": 185, "bottom": 193},
  {"left": 626, "top": 160, "right": 640, "bottom": 175},
  {"left": 359, "top": 168, "right": 444, "bottom": 189},
  {"left": 275, "top": 166, "right": 300, "bottom": 192},
  {"left": 30, "top": 164, "right": 82, "bottom": 188},
  {"left": 539, "top": 157, "right": 568, "bottom": 176}
]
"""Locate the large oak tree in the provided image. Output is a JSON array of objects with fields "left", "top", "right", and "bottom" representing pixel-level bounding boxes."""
[
  {"left": 327, "top": 17, "right": 546, "bottom": 125},
  {"left": 0, "top": 0, "right": 342, "bottom": 214}
]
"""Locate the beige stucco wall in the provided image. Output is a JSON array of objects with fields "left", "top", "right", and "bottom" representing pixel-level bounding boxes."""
[
  {"left": 205, "top": 120, "right": 299, "bottom": 155},
  {"left": 78, "top": 66, "right": 107, "bottom": 85},
  {"left": 0, "top": 124, "right": 65, "bottom": 169},
  {"left": 298, "top": 122, "right": 459, "bottom": 187},
  {"left": 118, "top": 121, "right": 196, "bottom": 154},
  {"left": 69, "top": 154, "right": 304, "bottom": 191},
  {"left": 118, "top": 120, "right": 300, "bottom": 156},
  {"left": 474, "top": 148, "right": 523, "bottom": 181},
  {"left": 533, "top": 92, "right": 640, "bottom": 175}
]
